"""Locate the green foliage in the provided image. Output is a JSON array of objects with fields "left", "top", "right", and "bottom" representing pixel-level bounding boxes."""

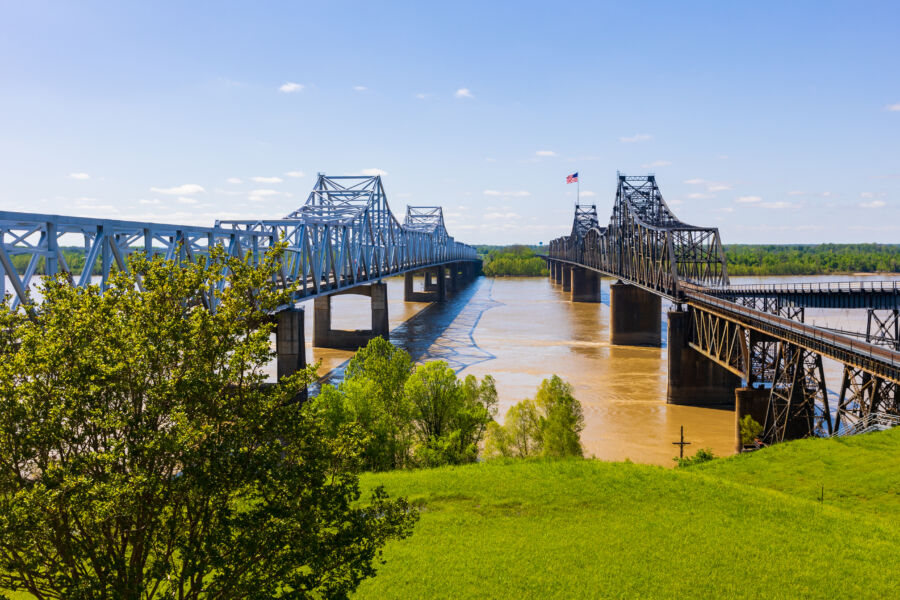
[
  {"left": 725, "top": 243, "right": 900, "bottom": 275},
  {"left": 739, "top": 414, "right": 764, "bottom": 446},
  {"left": 481, "top": 245, "right": 548, "bottom": 277},
  {"left": 484, "top": 375, "right": 584, "bottom": 459},
  {"left": 353, "top": 434, "right": 900, "bottom": 598},
  {"left": 674, "top": 447, "right": 717, "bottom": 468},
  {"left": 0, "top": 248, "right": 416, "bottom": 598},
  {"left": 306, "top": 340, "right": 498, "bottom": 471}
]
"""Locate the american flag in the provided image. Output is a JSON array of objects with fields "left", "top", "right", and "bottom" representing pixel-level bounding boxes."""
[{"left": 566, "top": 172, "right": 578, "bottom": 184}]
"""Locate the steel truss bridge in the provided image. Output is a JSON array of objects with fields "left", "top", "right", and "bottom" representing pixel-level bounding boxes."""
[
  {"left": 0, "top": 174, "right": 477, "bottom": 312},
  {"left": 548, "top": 174, "right": 900, "bottom": 442}
]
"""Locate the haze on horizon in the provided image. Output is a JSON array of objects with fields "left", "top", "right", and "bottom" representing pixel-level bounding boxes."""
[{"left": 0, "top": 1, "right": 898, "bottom": 246}]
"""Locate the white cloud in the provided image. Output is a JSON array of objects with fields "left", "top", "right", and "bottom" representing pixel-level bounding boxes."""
[
  {"left": 735, "top": 196, "right": 762, "bottom": 204},
  {"left": 485, "top": 157, "right": 497, "bottom": 162},
  {"left": 619, "top": 133, "right": 652, "bottom": 143},
  {"left": 68, "top": 172, "right": 90, "bottom": 180},
  {"left": 535, "top": 150, "right": 556, "bottom": 157},
  {"left": 886, "top": 103, "right": 900, "bottom": 112},
  {"left": 353, "top": 85, "right": 368, "bottom": 92},
  {"left": 279, "top": 82, "right": 304, "bottom": 93},
  {"left": 150, "top": 184, "right": 205, "bottom": 195},
  {"left": 717, "top": 155, "right": 729, "bottom": 160},
  {"left": 484, "top": 211, "right": 520, "bottom": 219},
  {"left": 860, "top": 192, "right": 875, "bottom": 198},
  {"left": 861, "top": 200, "right": 887, "bottom": 208},
  {"left": 251, "top": 176, "right": 283, "bottom": 184},
  {"left": 760, "top": 201, "right": 794, "bottom": 209},
  {"left": 415, "top": 93, "right": 428, "bottom": 100},
  {"left": 642, "top": 160, "right": 671, "bottom": 168},
  {"left": 684, "top": 178, "right": 705, "bottom": 185},
  {"left": 719, "top": 207, "right": 735, "bottom": 213},
  {"left": 138, "top": 198, "right": 160, "bottom": 205},
  {"left": 483, "top": 189, "right": 531, "bottom": 197},
  {"left": 226, "top": 177, "right": 243, "bottom": 184},
  {"left": 455, "top": 88, "right": 474, "bottom": 99},
  {"left": 707, "top": 183, "right": 732, "bottom": 192},
  {"left": 284, "top": 170, "right": 305, "bottom": 178},
  {"left": 788, "top": 190, "right": 806, "bottom": 196},
  {"left": 177, "top": 197, "right": 198, "bottom": 205},
  {"left": 361, "top": 168, "right": 388, "bottom": 177}
]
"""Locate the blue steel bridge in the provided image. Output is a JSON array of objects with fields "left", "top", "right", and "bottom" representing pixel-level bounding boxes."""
[
  {"left": 547, "top": 174, "right": 900, "bottom": 444},
  {"left": 0, "top": 174, "right": 479, "bottom": 382}
]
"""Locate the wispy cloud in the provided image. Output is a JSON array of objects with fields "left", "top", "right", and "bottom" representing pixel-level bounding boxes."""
[
  {"left": 788, "top": 190, "right": 806, "bottom": 196},
  {"left": 735, "top": 196, "right": 762, "bottom": 204},
  {"left": 361, "top": 168, "right": 388, "bottom": 177},
  {"left": 279, "top": 82, "right": 304, "bottom": 93},
  {"left": 707, "top": 183, "right": 732, "bottom": 192},
  {"left": 415, "top": 93, "right": 428, "bottom": 100},
  {"left": 483, "top": 190, "right": 530, "bottom": 197},
  {"left": 580, "top": 191, "right": 596, "bottom": 198},
  {"left": 150, "top": 184, "right": 205, "bottom": 196},
  {"left": 642, "top": 160, "right": 671, "bottom": 168},
  {"left": 484, "top": 211, "right": 520, "bottom": 219},
  {"left": 284, "top": 170, "right": 305, "bottom": 178},
  {"left": 684, "top": 178, "right": 705, "bottom": 185},
  {"left": 68, "top": 172, "right": 90, "bottom": 180},
  {"left": 455, "top": 88, "right": 474, "bottom": 99},
  {"left": 535, "top": 150, "right": 556, "bottom": 157},
  {"left": 251, "top": 176, "right": 283, "bottom": 184},
  {"left": 226, "top": 177, "right": 242, "bottom": 184},
  {"left": 177, "top": 197, "right": 198, "bottom": 205},
  {"left": 353, "top": 85, "right": 368, "bottom": 92},
  {"left": 760, "top": 201, "right": 794, "bottom": 209},
  {"left": 619, "top": 133, "right": 652, "bottom": 143},
  {"left": 885, "top": 102, "right": 900, "bottom": 112},
  {"left": 138, "top": 198, "right": 160, "bottom": 205},
  {"left": 861, "top": 200, "right": 887, "bottom": 208}
]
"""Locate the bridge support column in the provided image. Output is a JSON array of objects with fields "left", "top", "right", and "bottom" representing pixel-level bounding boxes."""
[
  {"left": 446, "top": 262, "right": 458, "bottom": 293},
  {"left": 666, "top": 310, "right": 740, "bottom": 405},
  {"left": 276, "top": 306, "right": 307, "bottom": 401},
  {"left": 570, "top": 267, "right": 602, "bottom": 302},
  {"left": 313, "top": 282, "right": 389, "bottom": 350},
  {"left": 610, "top": 282, "right": 661, "bottom": 346},
  {"left": 735, "top": 387, "right": 770, "bottom": 452},
  {"left": 404, "top": 267, "right": 447, "bottom": 302},
  {"left": 561, "top": 266, "right": 573, "bottom": 292},
  {"left": 553, "top": 262, "right": 564, "bottom": 284}
]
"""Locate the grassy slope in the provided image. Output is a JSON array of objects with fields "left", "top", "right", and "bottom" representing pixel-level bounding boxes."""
[{"left": 356, "top": 430, "right": 900, "bottom": 599}]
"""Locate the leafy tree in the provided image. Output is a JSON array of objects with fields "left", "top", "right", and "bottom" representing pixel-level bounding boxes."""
[
  {"left": 739, "top": 415, "right": 764, "bottom": 447},
  {"left": 674, "top": 448, "right": 717, "bottom": 468},
  {"left": 0, "top": 247, "right": 416, "bottom": 598},
  {"left": 481, "top": 245, "right": 549, "bottom": 277},
  {"left": 308, "top": 343, "right": 497, "bottom": 470},
  {"left": 484, "top": 376, "right": 584, "bottom": 459}
]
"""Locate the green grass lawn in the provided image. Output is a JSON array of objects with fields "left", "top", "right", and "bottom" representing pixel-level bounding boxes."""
[{"left": 355, "top": 428, "right": 900, "bottom": 599}]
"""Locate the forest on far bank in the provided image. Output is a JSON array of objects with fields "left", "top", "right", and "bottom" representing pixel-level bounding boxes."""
[{"left": 476, "top": 244, "right": 900, "bottom": 277}]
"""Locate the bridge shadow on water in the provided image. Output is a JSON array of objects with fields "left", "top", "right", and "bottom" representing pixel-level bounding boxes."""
[{"left": 315, "top": 276, "right": 502, "bottom": 389}]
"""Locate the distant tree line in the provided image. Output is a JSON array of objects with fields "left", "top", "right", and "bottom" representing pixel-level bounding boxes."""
[
  {"left": 478, "top": 244, "right": 548, "bottom": 277},
  {"left": 724, "top": 244, "right": 900, "bottom": 276}
]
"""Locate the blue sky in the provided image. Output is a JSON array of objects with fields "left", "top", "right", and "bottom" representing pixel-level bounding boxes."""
[{"left": 1, "top": 1, "right": 898, "bottom": 245}]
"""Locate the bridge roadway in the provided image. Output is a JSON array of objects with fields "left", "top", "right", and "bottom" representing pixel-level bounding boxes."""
[
  {"left": 546, "top": 174, "right": 900, "bottom": 445},
  {"left": 0, "top": 174, "right": 481, "bottom": 384}
]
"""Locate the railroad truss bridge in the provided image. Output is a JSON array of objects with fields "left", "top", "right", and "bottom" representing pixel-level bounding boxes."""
[
  {"left": 547, "top": 174, "right": 900, "bottom": 444},
  {"left": 0, "top": 174, "right": 480, "bottom": 386}
]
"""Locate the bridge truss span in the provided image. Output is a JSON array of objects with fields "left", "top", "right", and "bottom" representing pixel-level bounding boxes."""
[{"left": 0, "top": 174, "right": 477, "bottom": 309}]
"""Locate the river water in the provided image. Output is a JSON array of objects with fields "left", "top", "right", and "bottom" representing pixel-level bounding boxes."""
[{"left": 274, "top": 272, "right": 900, "bottom": 466}]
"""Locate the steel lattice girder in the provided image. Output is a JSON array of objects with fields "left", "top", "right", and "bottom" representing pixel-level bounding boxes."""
[{"left": 0, "top": 175, "right": 477, "bottom": 310}]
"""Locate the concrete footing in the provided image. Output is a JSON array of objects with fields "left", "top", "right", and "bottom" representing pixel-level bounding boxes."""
[
  {"left": 276, "top": 306, "right": 307, "bottom": 401},
  {"left": 735, "top": 386, "right": 770, "bottom": 452},
  {"left": 571, "top": 267, "right": 602, "bottom": 302},
  {"left": 313, "top": 282, "right": 389, "bottom": 349},
  {"left": 666, "top": 310, "right": 741, "bottom": 405},
  {"left": 610, "top": 282, "right": 661, "bottom": 346},
  {"left": 553, "top": 262, "right": 564, "bottom": 284},
  {"left": 404, "top": 266, "right": 447, "bottom": 302}
]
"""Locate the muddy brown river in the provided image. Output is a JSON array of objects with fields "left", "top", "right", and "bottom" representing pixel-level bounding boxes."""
[{"left": 270, "top": 273, "right": 900, "bottom": 466}]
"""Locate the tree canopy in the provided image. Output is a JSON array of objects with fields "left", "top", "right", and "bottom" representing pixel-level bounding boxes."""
[{"left": 0, "top": 247, "right": 416, "bottom": 599}]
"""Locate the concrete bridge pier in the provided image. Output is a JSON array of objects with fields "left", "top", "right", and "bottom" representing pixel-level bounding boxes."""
[
  {"left": 313, "top": 282, "right": 389, "bottom": 350},
  {"left": 404, "top": 266, "right": 447, "bottom": 302},
  {"left": 446, "top": 262, "right": 459, "bottom": 293},
  {"left": 275, "top": 306, "right": 307, "bottom": 401},
  {"left": 553, "top": 261, "right": 564, "bottom": 284},
  {"left": 561, "top": 266, "right": 573, "bottom": 292},
  {"left": 570, "top": 267, "right": 602, "bottom": 302},
  {"left": 666, "top": 310, "right": 741, "bottom": 405},
  {"left": 609, "top": 282, "right": 661, "bottom": 346}
]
